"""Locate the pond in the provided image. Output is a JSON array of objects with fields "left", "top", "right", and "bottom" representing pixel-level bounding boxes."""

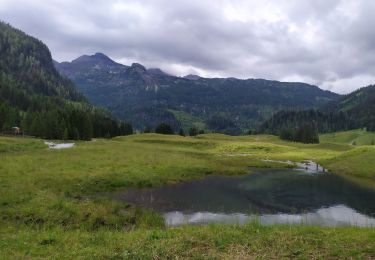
[
  {"left": 114, "top": 165, "right": 375, "bottom": 227},
  {"left": 44, "top": 141, "right": 75, "bottom": 149}
]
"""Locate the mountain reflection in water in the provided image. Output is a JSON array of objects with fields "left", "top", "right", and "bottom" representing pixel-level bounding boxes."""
[{"left": 115, "top": 168, "right": 375, "bottom": 227}]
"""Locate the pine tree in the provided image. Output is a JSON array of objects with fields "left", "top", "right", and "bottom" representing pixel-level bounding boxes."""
[
  {"left": 62, "top": 128, "right": 69, "bottom": 140},
  {"left": 119, "top": 122, "right": 133, "bottom": 136},
  {"left": 72, "top": 127, "right": 80, "bottom": 140},
  {"left": 178, "top": 129, "right": 185, "bottom": 136},
  {"left": 155, "top": 123, "right": 174, "bottom": 135},
  {"left": 189, "top": 127, "right": 198, "bottom": 136},
  {"left": 81, "top": 114, "right": 93, "bottom": 140},
  {"left": 143, "top": 127, "right": 152, "bottom": 133}
]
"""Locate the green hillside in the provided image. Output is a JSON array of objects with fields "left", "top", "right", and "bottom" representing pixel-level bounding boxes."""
[
  {"left": 321, "top": 129, "right": 375, "bottom": 145},
  {"left": 326, "top": 85, "right": 375, "bottom": 130},
  {"left": 0, "top": 22, "right": 130, "bottom": 140}
]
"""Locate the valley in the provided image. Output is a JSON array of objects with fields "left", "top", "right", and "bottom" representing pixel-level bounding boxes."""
[
  {"left": 1, "top": 13, "right": 375, "bottom": 259},
  {"left": 1, "top": 131, "right": 375, "bottom": 258}
]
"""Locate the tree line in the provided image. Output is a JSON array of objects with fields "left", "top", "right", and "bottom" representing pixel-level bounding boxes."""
[
  {"left": 0, "top": 101, "right": 133, "bottom": 140},
  {"left": 150, "top": 123, "right": 204, "bottom": 136},
  {"left": 279, "top": 123, "right": 319, "bottom": 144},
  {"left": 0, "top": 21, "right": 133, "bottom": 140},
  {"left": 258, "top": 108, "right": 375, "bottom": 144}
]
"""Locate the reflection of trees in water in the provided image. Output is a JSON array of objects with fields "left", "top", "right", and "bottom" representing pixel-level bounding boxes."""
[
  {"left": 237, "top": 171, "right": 375, "bottom": 215},
  {"left": 118, "top": 170, "right": 375, "bottom": 216}
]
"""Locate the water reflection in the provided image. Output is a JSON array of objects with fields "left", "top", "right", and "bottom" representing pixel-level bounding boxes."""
[
  {"left": 115, "top": 167, "right": 375, "bottom": 227},
  {"left": 165, "top": 205, "right": 375, "bottom": 227}
]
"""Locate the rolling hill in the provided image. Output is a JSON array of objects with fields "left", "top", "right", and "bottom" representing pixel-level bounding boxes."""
[{"left": 320, "top": 129, "right": 375, "bottom": 145}]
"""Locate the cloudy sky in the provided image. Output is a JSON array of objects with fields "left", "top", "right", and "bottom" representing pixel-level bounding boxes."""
[{"left": 1, "top": 0, "right": 375, "bottom": 93}]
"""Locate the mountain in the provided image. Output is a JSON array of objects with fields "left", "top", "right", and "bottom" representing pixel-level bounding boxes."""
[
  {"left": 55, "top": 53, "right": 339, "bottom": 134},
  {"left": 56, "top": 52, "right": 128, "bottom": 78},
  {"left": 324, "top": 85, "right": 375, "bottom": 130},
  {"left": 0, "top": 22, "right": 131, "bottom": 140},
  {"left": 183, "top": 74, "right": 202, "bottom": 80},
  {"left": 0, "top": 23, "right": 84, "bottom": 102},
  {"left": 147, "top": 68, "right": 169, "bottom": 76},
  {"left": 260, "top": 85, "right": 375, "bottom": 135}
]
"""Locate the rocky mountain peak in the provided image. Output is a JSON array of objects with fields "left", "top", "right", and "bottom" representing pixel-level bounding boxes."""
[
  {"left": 184, "top": 74, "right": 202, "bottom": 80},
  {"left": 130, "top": 63, "right": 147, "bottom": 72}
]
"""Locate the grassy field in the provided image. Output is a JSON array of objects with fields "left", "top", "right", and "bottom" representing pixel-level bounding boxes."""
[
  {"left": 320, "top": 129, "right": 375, "bottom": 146},
  {"left": 1, "top": 131, "right": 375, "bottom": 259}
]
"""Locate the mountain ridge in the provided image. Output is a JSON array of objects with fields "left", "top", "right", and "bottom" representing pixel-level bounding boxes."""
[{"left": 55, "top": 53, "right": 339, "bottom": 133}]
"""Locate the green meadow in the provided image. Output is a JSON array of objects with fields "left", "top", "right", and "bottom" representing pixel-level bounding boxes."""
[{"left": 1, "top": 130, "right": 375, "bottom": 259}]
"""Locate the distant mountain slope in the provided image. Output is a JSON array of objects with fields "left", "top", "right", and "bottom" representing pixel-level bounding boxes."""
[
  {"left": 55, "top": 52, "right": 128, "bottom": 78},
  {"left": 55, "top": 53, "right": 339, "bottom": 133},
  {"left": 324, "top": 85, "right": 375, "bottom": 128},
  {"left": 260, "top": 85, "right": 375, "bottom": 135},
  {"left": 0, "top": 22, "right": 130, "bottom": 139}
]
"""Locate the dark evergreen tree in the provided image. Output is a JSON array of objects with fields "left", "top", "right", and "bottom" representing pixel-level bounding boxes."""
[
  {"left": 279, "top": 124, "right": 319, "bottom": 144},
  {"left": 189, "top": 127, "right": 198, "bottom": 136},
  {"left": 72, "top": 127, "right": 80, "bottom": 140},
  {"left": 178, "top": 129, "right": 185, "bottom": 136},
  {"left": 279, "top": 128, "right": 295, "bottom": 141},
  {"left": 143, "top": 127, "right": 152, "bottom": 133},
  {"left": 62, "top": 128, "right": 69, "bottom": 140},
  {"left": 119, "top": 122, "right": 133, "bottom": 136},
  {"left": 81, "top": 113, "right": 93, "bottom": 141},
  {"left": 155, "top": 123, "right": 174, "bottom": 135}
]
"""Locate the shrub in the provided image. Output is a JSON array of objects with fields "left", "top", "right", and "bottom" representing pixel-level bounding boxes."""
[{"left": 155, "top": 123, "right": 174, "bottom": 135}]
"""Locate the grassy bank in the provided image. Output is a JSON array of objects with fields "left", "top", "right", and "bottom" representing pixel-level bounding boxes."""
[
  {"left": 1, "top": 132, "right": 375, "bottom": 258},
  {"left": 320, "top": 129, "right": 375, "bottom": 146},
  {"left": 1, "top": 224, "right": 375, "bottom": 259}
]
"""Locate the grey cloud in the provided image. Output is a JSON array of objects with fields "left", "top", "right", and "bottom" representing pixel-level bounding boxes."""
[{"left": 1, "top": 0, "right": 375, "bottom": 93}]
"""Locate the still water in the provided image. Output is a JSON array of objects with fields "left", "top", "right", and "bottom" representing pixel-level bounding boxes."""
[{"left": 116, "top": 166, "right": 375, "bottom": 227}]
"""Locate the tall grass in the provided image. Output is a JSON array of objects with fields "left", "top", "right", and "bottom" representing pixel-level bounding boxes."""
[{"left": 0, "top": 132, "right": 375, "bottom": 258}]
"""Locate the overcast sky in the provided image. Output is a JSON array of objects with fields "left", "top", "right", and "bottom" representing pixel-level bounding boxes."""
[{"left": 1, "top": 0, "right": 375, "bottom": 93}]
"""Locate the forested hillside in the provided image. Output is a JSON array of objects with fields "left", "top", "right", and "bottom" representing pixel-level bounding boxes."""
[
  {"left": 260, "top": 109, "right": 356, "bottom": 133},
  {"left": 260, "top": 85, "right": 375, "bottom": 139},
  {"left": 55, "top": 53, "right": 339, "bottom": 134},
  {"left": 0, "top": 22, "right": 132, "bottom": 140},
  {"left": 323, "top": 85, "right": 375, "bottom": 131}
]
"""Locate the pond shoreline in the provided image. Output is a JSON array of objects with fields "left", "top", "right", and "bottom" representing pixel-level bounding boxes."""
[{"left": 113, "top": 165, "right": 375, "bottom": 228}]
